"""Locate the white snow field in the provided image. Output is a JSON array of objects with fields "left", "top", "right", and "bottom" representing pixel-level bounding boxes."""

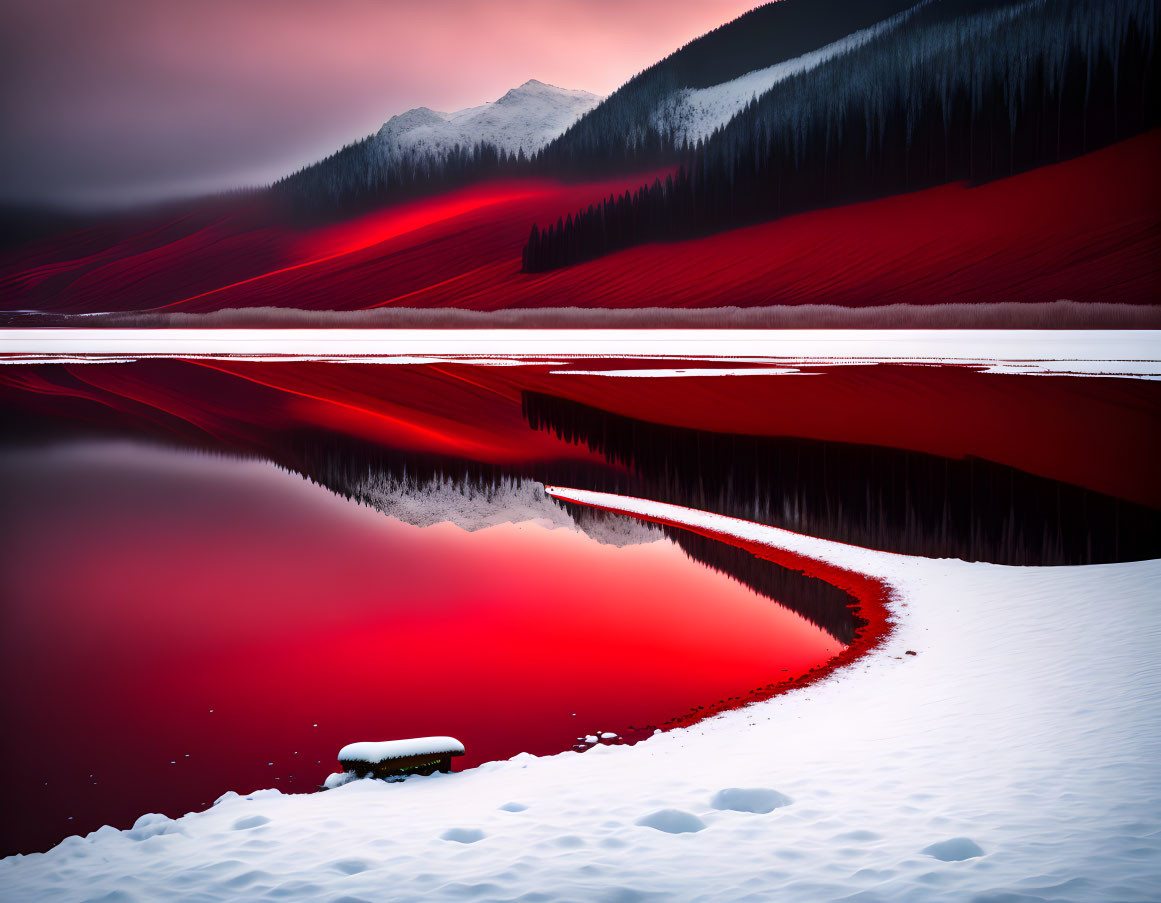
[
  {"left": 3, "top": 489, "right": 1159, "bottom": 902},
  {"left": 375, "top": 80, "right": 601, "bottom": 161}
]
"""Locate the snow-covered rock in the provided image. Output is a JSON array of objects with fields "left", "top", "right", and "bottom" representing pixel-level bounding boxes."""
[
  {"left": 375, "top": 79, "right": 601, "bottom": 161},
  {"left": 338, "top": 738, "right": 465, "bottom": 765}
]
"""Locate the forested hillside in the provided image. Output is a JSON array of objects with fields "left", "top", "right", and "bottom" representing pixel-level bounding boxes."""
[
  {"left": 271, "top": 0, "right": 926, "bottom": 217},
  {"left": 523, "top": 0, "right": 1159, "bottom": 272}
]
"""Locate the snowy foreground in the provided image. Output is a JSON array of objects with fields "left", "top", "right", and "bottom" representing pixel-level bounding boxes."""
[{"left": 4, "top": 492, "right": 1160, "bottom": 902}]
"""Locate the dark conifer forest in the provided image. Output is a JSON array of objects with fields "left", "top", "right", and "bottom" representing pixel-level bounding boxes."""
[
  {"left": 523, "top": 0, "right": 1159, "bottom": 271},
  {"left": 531, "top": 0, "right": 922, "bottom": 174},
  {"left": 268, "top": 0, "right": 1158, "bottom": 258},
  {"left": 270, "top": 0, "right": 921, "bottom": 218},
  {"left": 272, "top": 137, "right": 528, "bottom": 219}
]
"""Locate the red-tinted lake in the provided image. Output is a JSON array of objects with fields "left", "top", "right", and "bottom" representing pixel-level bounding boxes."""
[{"left": 0, "top": 441, "right": 841, "bottom": 855}]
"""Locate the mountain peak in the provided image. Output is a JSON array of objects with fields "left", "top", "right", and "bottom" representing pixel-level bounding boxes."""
[
  {"left": 498, "top": 79, "right": 601, "bottom": 104},
  {"left": 376, "top": 80, "right": 603, "bottom": 159}
]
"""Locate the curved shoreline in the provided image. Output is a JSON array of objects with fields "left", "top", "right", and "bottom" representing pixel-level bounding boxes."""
[
  {"left": 4, "top": 487, "right": 1159, "bottom": 900},
  {"left": 545, "top": 486, "right": 894, "bottom": 732}
]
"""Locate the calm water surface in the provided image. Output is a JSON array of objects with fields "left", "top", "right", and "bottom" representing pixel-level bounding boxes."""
[{"left": 0, "top": 441, "right": 840, "bottom": 855}]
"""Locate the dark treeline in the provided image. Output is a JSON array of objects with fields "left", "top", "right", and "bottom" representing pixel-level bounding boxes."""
[
  {"left": 271, "top": 138, "right": 530, "bottom": 221},
  {"left": 267, "top": 0, "right": 1157, "bottom": 234},
  {"left": 522, "top": 391, "right": 1161, "bottom": 566},
  {"left": 521, "top": 170, "right": 694, "bottom": 272},
  {"left": 523, "top": 0, "right": 1159, "bottom": 271},
  {"left": 271, "top": 429, "right": 613, "bottom": 504}
]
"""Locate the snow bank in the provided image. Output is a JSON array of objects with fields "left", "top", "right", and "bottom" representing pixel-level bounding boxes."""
[{"left": 3, "top": 490, "right": 1159, "bottom": 901}]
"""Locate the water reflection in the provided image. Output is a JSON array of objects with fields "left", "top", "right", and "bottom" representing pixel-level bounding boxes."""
[
  {"left": 523, "top": 391, "right": 1161, "bottom": 565},
  {"left": 1, "top": 358, "right": 1157, "bottom": 856},
  {"left": 279, "top": 435, "right": 864, "bottom": 641},
  {"left": 0, "top": 440, "right": 841, "bottom": 856}
]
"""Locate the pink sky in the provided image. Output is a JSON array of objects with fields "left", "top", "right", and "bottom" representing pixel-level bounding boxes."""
[{"left": 0, "top": 0, "right": 762, "bottom": 206}]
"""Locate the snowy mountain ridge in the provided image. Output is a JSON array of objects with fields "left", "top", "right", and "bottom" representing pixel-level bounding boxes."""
[
  {"left": 375, "top": 80, "right": 602, "bottom": 161},
  {"left": 652, "top": 4, "right": 921, "bottom": 145}
]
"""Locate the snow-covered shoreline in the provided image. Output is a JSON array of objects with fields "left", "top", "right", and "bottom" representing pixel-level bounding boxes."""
[
  {"left": 1, "top": 329, "right": 1159, "bottom": 379},
  {"left": 3, "top": 492, "right": 1159, "bottom": 901}
]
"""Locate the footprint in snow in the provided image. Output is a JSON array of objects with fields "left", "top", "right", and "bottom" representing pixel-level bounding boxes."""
[
  {"left": 441, "top": 827, "right": 486, "bottom": 844},
  {"left": 635, "top": 809, "right": 706, "bottom": 834},
  {"left": 330, "top": 859, "right": 373, "bottom": 875},
  {"left": 710, "top": 788, "right": 792, "bottom": 814},
  {"left": 922, "top": 837, "right": 985, "bottom": 861},
  {"left": 231, "top": 815, "right": 271, "bottom": 831}
]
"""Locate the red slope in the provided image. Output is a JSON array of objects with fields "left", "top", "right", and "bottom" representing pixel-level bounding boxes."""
[
  {"left": 2, "top": 132, "right": 1159, "bottom": 313},
  {"left": 0, "top": 174, "right": 669, "bottom": 314}
]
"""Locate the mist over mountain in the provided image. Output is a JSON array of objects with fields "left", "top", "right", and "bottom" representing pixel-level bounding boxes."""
[{"left": 3, "top": 0, "right": 1155, "bottom": 320}]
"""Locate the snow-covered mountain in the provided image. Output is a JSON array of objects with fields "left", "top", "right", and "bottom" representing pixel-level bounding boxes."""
[
  {"left": 651, "top": 5, "right": 918, "bottom": 144},
  {"left": 375, "top": 80, "right": 602, "bottom": 161}
]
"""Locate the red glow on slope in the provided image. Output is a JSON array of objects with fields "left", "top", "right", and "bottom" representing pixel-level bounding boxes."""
[
  {"left": 0, "top": 170, "right": 671, "bottom": 314},
  {"left": 189, "top": 360, "right": 495, "bottom": 455},
  {"left": 146, "top": 184, "right": 551, "bottom": 312},
  {"left": 3, "top": 135, "right": 1157, "bottom": 314},
  {"left": 301, "top": 183, "right": 550, "bottom": 258}
]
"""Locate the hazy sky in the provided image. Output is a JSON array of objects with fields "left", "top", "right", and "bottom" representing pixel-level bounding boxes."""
[{"left": 0, "top": 0, "right": 760, "bottom": 207}]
